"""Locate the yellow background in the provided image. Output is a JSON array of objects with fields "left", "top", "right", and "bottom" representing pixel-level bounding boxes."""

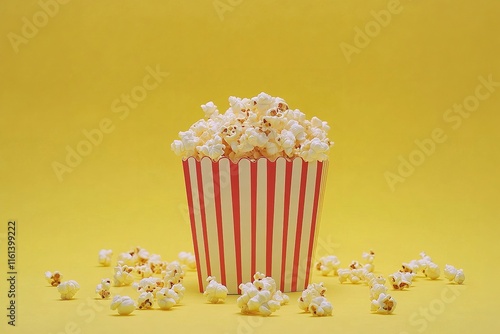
[{"left": 1, "top": 0, "right": 499, "bottom": 333}]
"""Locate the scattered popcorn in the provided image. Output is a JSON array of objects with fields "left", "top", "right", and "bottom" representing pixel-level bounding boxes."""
[
  {"left": 98, "top": 249, "right": 113, "bottom": 267},
  {"left": 95, "top": 278, "right": 112, "bottom": 299},
  {"left": 337, "top": 268, "right": 366, "bottom": 284},
  {"left": 371, "top": 293, "right": 397, "bottom": 315},
  {"left": 362, "top": 250, "right": 375, "bottom": 265},
  {"left": 137, "top": 292, "right": 155, "bottom": 310},
  {"left": 178, "top": 251, "right": 197, "bottom": 270},
  {"left": 135, "top": 277, "right": 164, "bottom": 295},
  {"left": 389, "top": 272, "right": 415, "bottom": 290},
  {"left": 204, "top": 276, "right": 228, "bottom": 304},
  {"left": 298, "top": 282, "right": 327, "bottom": 312},
  {"left": 45, "top": 271, "right": 62, "bottom": 287},
  {"left": 148, "top": 254, "right": 167, "bottom": 275},
  {"left": 370, "top": 283, "right": 388, "bottom": 301},
  {"left": 316, "top": 255, "right": 341, "bottom": 276},
  {"left": 156, "top": 287, "right": 181, "bottom": 310},
  {"left": 57, "top": 280, "right": 80, "bottom": 300},
  {"left": 163, "top": 261, "right": 185, "bottom": 287},
  {"left": 171, "top": 92, "right": 333, "bottom": 162},
  {"left": 423, "top": 262, "right": 440, "bottom": 280},
  {"left": 272, "top": 290, "right": 290, "bottom": 306},
  {"left": 402, "top": 252, "right": 434, "bottom": 275},
  {"left": 308, "top": 296, "right": 333, "bottom": 316},
  {"left": 237, "top": 272, "right": 286, "bottom": 316},
  {"left": 444, "top": 265, "right": 465, "bottom": 284},
  {"left": 113, "top": 263, "right": 135, "bottom": 287},
  {"left": 110, "top": 295, "right": 136, "bottom": 315}
]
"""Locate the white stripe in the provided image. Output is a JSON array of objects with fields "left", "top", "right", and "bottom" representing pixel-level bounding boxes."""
[
  {"left": 238, "top": 159, "right": 253, "bottom": 285},
  {"left": 272, "top": 158, "right": 286, "bottom": 282},
  {"left": 200, "top": 158, "right": 220, "bottom": 280},
  {"left": 218, "top": 159, "right": 237, "bottom": 292},
  {"left": 296, "top": 161, "right": 318, "bottom": 289},
  {"left": 255, "top": 158, "right": 267, "bottom": 275}
]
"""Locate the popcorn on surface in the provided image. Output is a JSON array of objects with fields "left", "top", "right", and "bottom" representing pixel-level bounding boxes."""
[
  {"left": 444, "top": 264, "right": 465, "bottom": 284},
  {"left": 178, "top": 251, "right": 196, "bottom": 270},
  {"left": 95, "top": 278, "right": 112, "bottom": 299},
  {"left": 203, "top": 276, "right": 228, "bottom": 304},
  {"left": 45, "top": 271, "right": 62, "bottom": 287},
  {"left": 57, "top": 280, "right": 80, "bottom": 300},
  {"left": 113, "top": 263, "right": 135, "bottom": 287},
  {"left": 370, "top": 293, "right": 397, "bottom": 315},
  {"left": 98, "top": 249, "right": 113, "bottom": 267},
  {"left": 110, "top": 295, "right": 136, "bottom": 315},
  {"left": 316, "top": 255, "right": 341, "bottom": 276},
  {"left": 237, "top": 272, "right": 287, "bottom": 316},
  {"left": 137, "top": 292, "right": 155, "bottom": 310},
  {"left": 171, "top": 92, "right": 333, "bottom": 162},
  {"left": 308, "top": 296, "right": 333, "bottom": 317}
]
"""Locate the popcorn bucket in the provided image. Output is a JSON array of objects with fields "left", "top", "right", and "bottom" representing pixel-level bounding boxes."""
[{"left": 182, "top": 156, "right": 329, "bottom": 294}]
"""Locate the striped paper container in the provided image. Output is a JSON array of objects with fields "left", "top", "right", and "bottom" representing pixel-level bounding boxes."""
[{"left": 182, "top": 156, "right": 329, "bottom": 294}]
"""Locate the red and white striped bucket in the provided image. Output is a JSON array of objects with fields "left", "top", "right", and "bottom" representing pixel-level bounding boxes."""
[{"left": 182, "top": 156, "right": 329, "bottom": 294}]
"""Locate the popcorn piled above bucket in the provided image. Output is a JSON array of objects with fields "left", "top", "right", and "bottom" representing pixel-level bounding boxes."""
[{"left": 171, "top": 92, "right": 332, "bottom": 162}]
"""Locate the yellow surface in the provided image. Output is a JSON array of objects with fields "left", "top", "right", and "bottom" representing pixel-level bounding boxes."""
[{"left": 1, "top": 0, "right": 499, "bottom": 333}]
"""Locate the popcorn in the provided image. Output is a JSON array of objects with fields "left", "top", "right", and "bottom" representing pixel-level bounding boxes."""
[
  {"left": 98, "top": 249, "right": 113, "bottom": 267},
  {"left": 135, "top": 277, "right": 164, "bottom": 295},
  {"left": 443, "top": 265, "right": 465, "bottom": 284},
  {"left": 423, "top": 262, "right": 440, "bottom": 280},
  {"left": 163, "top": 261, "right": 185, "bottom": 287},
  {"left": 113, "top": 263, "right": 134, "bottom": 287},
  {"left": 45, "top": 271, "right": 62, "bottom": 287},
  {"left": 110, "top": 295, "right": 136, "bottom": 315},
  {"left": 237, "top": 272, "right": 287, "bottom": 316},
  {"left": 337, "top": 268, "right": 366, "bottom": 284},
  {"left": 137, "top": 292, "right": 155, "bottom": 310},
  {"left": 135, "top": 264, "right": 153, "bottom": 278},
  {"left": 95, "top": 278, "right": 112, "bottom": 299},
  {"left": 308, "top": 296, "right": 333, "bottom": 317},
  {"left": 370, "top": 283, "right": 388, "bottom": 301},
  {"left": 156, "top": 287, "right": 181, "bottom": 310},
  {"left": 316, "top": 255, "right": 341, "bottom": 276},
  {"left": 178, "top": 251, "right": 196, "bottom": 270},
  {"left": 171, "top": 93, "right": 332, "bottom": 162},
  {"left": 298, "top": 282, "right": 327, "bottom": 311},
  {"left": 57, "top": 280, "right": 80, "bottom": 300},
  {"left": 389, "top": 272, "right": 415, "bottom": 290},
  {"left": 371, "top": 293, "right": 397, "bottom": 315},
  {"left": 203, "top": 276, "right": 228, "bottom": 304}
]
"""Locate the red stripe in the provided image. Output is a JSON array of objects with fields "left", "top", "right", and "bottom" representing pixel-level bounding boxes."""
[
  {"left": 280, "top": 160, "right": 293, "bottom": 292},
  {"left": 182, "top": 159, "right": 203, "bottom": 292},
  {"left": 303, "top": 162, "right": 324, "bottom": 289},
  {"left": 250, "top": 161, "right": 258, "bottom": 278},
  {"left": 212, "top": 161, "right": 226, "bottom": 286},
  {"left": 291, "top": 160, "right": 309, "bottom": 291},
  {"left": 266, "top": 160, "right": 277, "bottom": 276},
  {"left": 230, "top": 162, "right": 242, "bottom": 292},
  {"left": 196, "top": 160, "right": 211, "bottom": 277}
]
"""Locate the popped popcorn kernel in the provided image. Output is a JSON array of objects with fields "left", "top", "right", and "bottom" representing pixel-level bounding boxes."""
[
  {"left": 45, "top": 271, "right": 62, "bottom": 287},
  {"left": 95, "top": 278, "right": 112, "bottom": 299},
  {"left": 178, "top": 251, "right": 196, "bottom": 270},
  {"left": 137, "top": 292, "right": 155, "bottom": 310},
  {"left": 171, "top": 93, "right": 332, "bottom": 162},
  {"left": 389, "top": 272, "right": 414, "bottom": 290},
  {"left": 237, "top": 273, "right": 285, "bottom": 316},
  {"left": 371, "top": 293, "right": 397, "bottom": 315},
  {"left": 110, "top": 295, "right": 136, "bottom": 315},
  {"left": 113, "top": 263, "right": 134, "bottom": 287},
  {"left": 204, "top": 276, "right": 228, "bottom": 304},
  {"left": 308, "top": 296, "right": 333, "bottom": 317},
  {"left": 57, "top": 280, "right": 80, "bottom": 300},
  {"left": 316, "top": 255, "right": 341, "bottom": 276},
  {"left": 98, "top": 249, "right": 113, "bottom": 267},
  {"left": 156, "top": 286, "right": 183, "bottom": 310},
  {"left": 423, "top": 262, "right": 440, "bottom": 280},
  {"left": 444, "top": 264, "right": 465, "bottom": 284},
  {"left": 298, "top": 283, "right": 327, "bottom": 311}
]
